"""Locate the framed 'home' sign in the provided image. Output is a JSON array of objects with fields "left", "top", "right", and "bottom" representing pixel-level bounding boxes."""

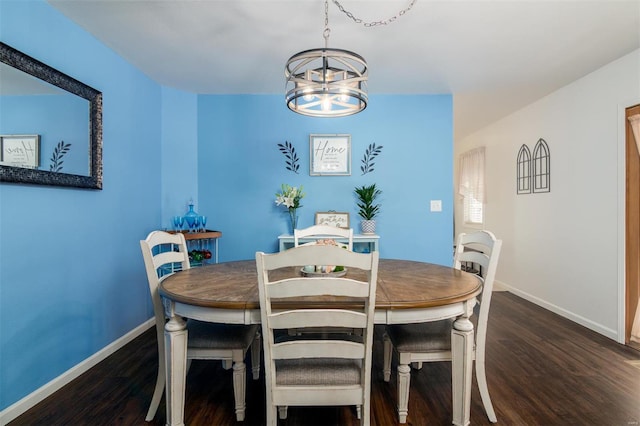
[
  {"left": 310, "top": 134, "right": 351, "bottom": 176},
  {"left": 0, "top": 134, "right": 40, "bottom": 168}
]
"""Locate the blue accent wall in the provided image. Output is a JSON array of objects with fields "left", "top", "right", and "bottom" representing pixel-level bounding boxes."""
[
  {"left": 0, "top": 0, "right": 453, "bottom": 414},
  {"left": 0, "top": 1, "right": 162, "bottom": 410},
  {"left": 197, "top": 94, "right": 453, "bottom": 264},
  {"left": 160, "top": 87, "right": 199, "bottom": 228}
]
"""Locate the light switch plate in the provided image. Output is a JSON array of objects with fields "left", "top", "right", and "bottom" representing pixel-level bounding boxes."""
[{"left": 430, "top": 200, "right": 442, "bottom": 212}]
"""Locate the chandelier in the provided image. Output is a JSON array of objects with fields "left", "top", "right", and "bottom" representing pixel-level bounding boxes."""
[
  {"left": 285, "top": 1, "right": 368, "bottom": 117},
  {"left": 285, "top": 0, "right": 417, "bottom": 118}
]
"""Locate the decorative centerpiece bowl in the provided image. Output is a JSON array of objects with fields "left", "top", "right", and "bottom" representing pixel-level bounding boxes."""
[
  {"left": 301, "top": 265, "right": 347, "bottom": 277},
  {"left": 300, "top": 239, "right": 347, "bottom": 277}
]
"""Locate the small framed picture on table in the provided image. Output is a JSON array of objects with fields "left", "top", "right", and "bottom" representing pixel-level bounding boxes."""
[{"left": 315, "top": 211, "right": 350, "bottom": 228}]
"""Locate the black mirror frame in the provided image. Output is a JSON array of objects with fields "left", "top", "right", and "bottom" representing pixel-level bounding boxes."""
[{"left": 0, "top": 42, "right": 103, "bottom": 189}]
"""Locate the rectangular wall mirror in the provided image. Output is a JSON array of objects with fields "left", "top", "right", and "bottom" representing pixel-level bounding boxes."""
[{"left": 0, "top": 42, "right": 102, "bottom": 189}]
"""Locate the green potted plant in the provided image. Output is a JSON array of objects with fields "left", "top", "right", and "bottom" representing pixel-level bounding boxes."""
[{"left": 354, "top": 183, "right": 381, "bottom": 234}]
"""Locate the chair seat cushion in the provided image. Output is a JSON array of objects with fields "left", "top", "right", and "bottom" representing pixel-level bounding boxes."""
[
  {"left": 186, "top": 320, "right": 258, "bottom": 350},
  {"left": 275, "top": 358, "right": 362, "bottom": 386},
  {"left": 386, "top": 319, "right": 454, "bottom": 352}
]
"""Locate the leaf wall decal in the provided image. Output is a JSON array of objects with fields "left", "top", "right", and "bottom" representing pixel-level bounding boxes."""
[
  {"left": 49, "top": 140, "right": 72, "bottom": 172},
  {"left": 361, "top": 142, "right": 383, "bottom": 175},
  {"left": 277, "top": 141, "right": 300, "bottom": 174}
]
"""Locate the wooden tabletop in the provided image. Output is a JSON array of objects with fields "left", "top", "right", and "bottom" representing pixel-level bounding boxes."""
[{"left": 160, "top": 259, "right": 482, "bottom": 311}]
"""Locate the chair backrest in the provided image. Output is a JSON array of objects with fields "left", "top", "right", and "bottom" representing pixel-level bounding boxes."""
[
  {"left": 140, "top": 231, "right": 191, "bottom": 352},
  {"left": 294, "top": 224, "right": 354, "bottom": 251},
  {"left": 256, "top": 244, "right": 379, "bottom": 408},
  {"left": 453, "top": 230, "right": 502, "bottom": 348}
]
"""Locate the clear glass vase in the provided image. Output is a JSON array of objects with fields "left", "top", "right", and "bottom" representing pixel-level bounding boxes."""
[{"left": 288, "top": 208, "right": 298, "bottom": 234}]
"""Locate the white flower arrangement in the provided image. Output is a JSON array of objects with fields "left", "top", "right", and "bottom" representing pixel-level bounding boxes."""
[
  {"left": 275, "top": 183, "right": 305, "bottom": 233},
  {"left": 275, "top": 183, "right": 304, "bottom": 210}
]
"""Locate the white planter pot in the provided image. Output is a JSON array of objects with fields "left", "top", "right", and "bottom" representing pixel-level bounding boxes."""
[{"left": 361, "top": 220, "right": 376, "bottom": 234}]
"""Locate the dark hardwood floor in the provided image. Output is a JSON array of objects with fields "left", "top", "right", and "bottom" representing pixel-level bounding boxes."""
[{"left": 9, "top": 292, "right": 640, "bottom": 426}]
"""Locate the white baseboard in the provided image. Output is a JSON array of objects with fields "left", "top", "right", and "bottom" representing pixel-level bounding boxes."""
[
  {"left": 492, "top": 279, "right": 509, "bottom": 291},
  {"left": 497, "top": 282, "right": 619, "bottom": 341},
  {"left": 0, "top": 318, "right": 155, "bottom": 426}
]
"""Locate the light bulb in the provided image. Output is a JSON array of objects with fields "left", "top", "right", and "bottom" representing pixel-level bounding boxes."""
[
  {"left": 321, "top": 96, "right": 332, "bottom": 111},
  {"left": 303, "top": 90, "right": 315, "bottom": 102}
]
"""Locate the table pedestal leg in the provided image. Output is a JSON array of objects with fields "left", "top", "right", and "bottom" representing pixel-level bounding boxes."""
[
  {"left": 165, "top": 314, "right": 187, "bottom": 426},
  {"left": 452, "top": 311, "right": 474, "bottom": 426}
]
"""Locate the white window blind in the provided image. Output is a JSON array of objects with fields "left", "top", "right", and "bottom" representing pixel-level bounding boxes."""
[{"left": 458, "top": 147, "right": 485, "bottom": 224}]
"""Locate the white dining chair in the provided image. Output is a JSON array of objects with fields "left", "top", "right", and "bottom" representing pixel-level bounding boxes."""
[
  {"left": 382, "top": 230, "right": 502, "bottom": 423},
  {"left": 293, "top": 224, "right": 355, "bottom": 336},
  {"left": 140, "top": 230, "right": 260, "bottom": 422},
  {"left": 256, "top": 244, "right": 379, "bottom": 426},
  {"left": 294, "top": 224, "right": 354, "bottom": 251}
]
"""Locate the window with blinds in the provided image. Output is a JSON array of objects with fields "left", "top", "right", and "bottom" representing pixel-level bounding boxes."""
[
  {"left": 458, "top": 147, "right": 485, "bottom": 225},
  {"left": 463, "top": 192, "right": 483, "bottom": 224}
]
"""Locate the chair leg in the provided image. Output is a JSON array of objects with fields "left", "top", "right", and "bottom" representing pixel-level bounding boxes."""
[
  {"left": 145, "top": 364, "right": 165, "bottom": 421},
  {"left": 278, "top": 406, "right": 288, "bottom": 419},
  {"left": 383, "top": 333, "right": 392, "bottom": 382},
  {"left": 266, "top": 404, "right": 277, "bottom": 426},
  {"left": 223, "top": 359, "right": 232, "bottom": 370},
  {"left": 476, "top": 356, "right": 497, "bottom": 422},
  {"left": 362, "top": 399, "right": 370, "bottom": 426},
  {"left": 397, "top": 363, "right": 411, "bottom": 423},
  {"left": 357, "top": 405, "right": 361, "bottom": 419},
  {"left": 251, "top": 332, "right": 261, "bottom": 380},
  {"left": 232, "top": 358, "right": 247, "bottom": 421}
]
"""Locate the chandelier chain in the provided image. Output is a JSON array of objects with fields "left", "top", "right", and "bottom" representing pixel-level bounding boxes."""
[
  {"left": 332, "top": 0, "right": 417, "bottom": 27},
  {"left": 323, "top": 0, "right": 331, "bottom": 47}
]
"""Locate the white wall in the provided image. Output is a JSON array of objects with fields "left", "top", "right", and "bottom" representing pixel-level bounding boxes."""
[{"left": 454, "top": 49, "right": 640, "bottom": 342}]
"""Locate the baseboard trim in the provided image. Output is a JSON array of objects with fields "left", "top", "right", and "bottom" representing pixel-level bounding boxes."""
[
  {"left": 498, "top": 283, "right": 618, "bottom": 341},
  {"left": 493, "top": 279, "right": 509, "bottom": 291},
  {"left": 0, "top": 318, "right": 155, "bottom": 426}
]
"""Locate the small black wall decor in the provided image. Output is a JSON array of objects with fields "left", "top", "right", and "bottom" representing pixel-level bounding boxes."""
[
  {"left": 517, "top": 144, "right": 531, "bottom": 194},
  {"left": 49, "top": 140, "right": 72, "bottom": 172},
  {"left": 517, "top": 138, "right": 550, "bottom": 194},
  {"left": 360, "top": 142, "right": 384, "bottom": 175},
  {"left": 277, "top": 140, "right": 300, "bottom": 174}
]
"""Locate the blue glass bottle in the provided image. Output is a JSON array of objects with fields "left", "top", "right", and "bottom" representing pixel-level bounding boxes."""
[{"left": 184, "top": 199, "right": 199, "bottom": 233}]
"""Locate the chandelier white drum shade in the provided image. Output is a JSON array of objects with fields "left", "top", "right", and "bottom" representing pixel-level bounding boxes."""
[{"left": 285, "top": 47, "right": 368, "bottom": 117}]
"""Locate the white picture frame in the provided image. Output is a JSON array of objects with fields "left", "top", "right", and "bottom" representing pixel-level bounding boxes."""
[
  {"left": 310, "top": 134, "right": 351, "bottom": 176},
  {"left": 0, "top": 135, "right": 40, "bottom": 169}
]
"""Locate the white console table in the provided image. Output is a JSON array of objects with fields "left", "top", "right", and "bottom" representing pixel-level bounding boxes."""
[{"left": 278, "top": 233, "right": 379, "bottom": 253}]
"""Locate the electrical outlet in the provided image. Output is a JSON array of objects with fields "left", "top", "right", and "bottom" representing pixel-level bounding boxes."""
[{"left": 430, "top": 200, "right": 442, "bottom": 212}]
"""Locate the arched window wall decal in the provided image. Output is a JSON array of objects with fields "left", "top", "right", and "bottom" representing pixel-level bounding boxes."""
[
  {"left": 516, "top": 144, "right": 531, "bottom": 194},
  {"left": 532, "top": 138, "right": 551, "bottom": 193}
]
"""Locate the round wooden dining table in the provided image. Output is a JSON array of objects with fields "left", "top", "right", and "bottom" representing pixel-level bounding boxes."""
[{"left": 159, "top": 258, "right": 482, "bottom": 426}]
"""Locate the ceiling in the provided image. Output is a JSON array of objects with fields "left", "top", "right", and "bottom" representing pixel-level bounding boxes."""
[{"left": 47, "top": 0, "right": 640, "bottom": 140}]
